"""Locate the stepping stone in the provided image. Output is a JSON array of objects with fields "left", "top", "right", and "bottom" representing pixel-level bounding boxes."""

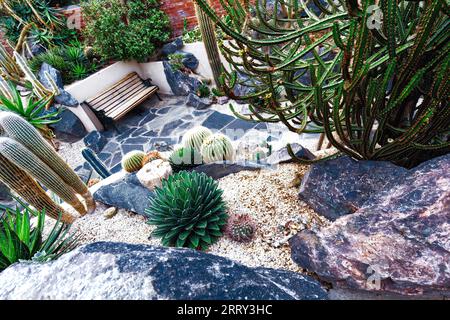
[
  {"left": 121, "top": 144, "right": 144, "bottom": 154},
  {"left": 138, "top": 113, "right": 157, "bottom": 127},
  {"left": 109, "top": 152, "right": 122, "bottom": 168},
  {"left": 156, "top": 107, "right": 171, "bottom": 115},
  {"left": 124, "top": 137, "right": 150, "bottom": 145},
  {"left": 202, "top": 111, "right": 235, "bottom": 130},
  {"left": 160, "top": 119, "right": 184, "bottom": 136}
]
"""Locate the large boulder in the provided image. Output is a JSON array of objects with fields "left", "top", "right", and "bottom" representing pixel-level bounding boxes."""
[
  {"left": 290, "top": 154, "right": 450, "bottom": 298},
  {"left": 90, "top": 171, "right": 152, "bottom": 215},
  {"left": 298, "top": 156, "right": 407, "bottom": 220},
  {"left": 0, "top": 242, "right": 328, "bottom": 300},
  {"left": 161, "top": 37, "right": 183, "bottom": 56},
  {"left": 39, "top": 63, "right": 78, "bottom": 107},
  {"left": 163, "top": 61, "right": 202, "bottom": 96},
  {"left": 50, "top": 107, "right": 87, "bottom": 143},
  {"left": 185, "top": 93, "right": 211, "bottom": 109},
  {"left": 175, "top": 50, "right": 199, "bottom": 70}
]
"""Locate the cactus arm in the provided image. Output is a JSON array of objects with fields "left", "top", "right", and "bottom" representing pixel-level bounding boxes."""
[
  {"left": 0, "top": 113, "right": 95, "bottom": 213},
  {"left": 0, "top": 137, "right": 87, "bottom": 215},
  {"left": 82, "top": 148, "right": 112, "bottom": 179},
  {"left": 0, "top": 154, "right": 74, "bottom": 223}
]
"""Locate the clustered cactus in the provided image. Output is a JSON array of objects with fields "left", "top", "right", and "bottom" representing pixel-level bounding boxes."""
[
  {"left": 121, "top": 150, "right": 145, "bottom": 173},
  {"left": 169, "top": 146, "right": 203, "bottom": 173},
  {"left": 194, "top": 0, "right": 450, "bottom": 168},
  {"left": 225, "top": 212, "right": 256, "bottom": 243},
  {"left": 146, "top": 171, "right": 228, "bottom": 250},
  {"left": 0, "top": 112, "right": 95, "bottom": 223},
  {"left": 181, "top": 126, "right": 212, "bottom": 152},
  {"left": 201, "top": 133, "right": 235, "bottom": 163},
  {"left": 142, "top": 150, "right": 163, "bottom": 166}
]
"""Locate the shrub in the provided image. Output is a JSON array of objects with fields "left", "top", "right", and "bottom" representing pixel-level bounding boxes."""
[
  {"left": 81, "top": 0, "right": 171, "bottom": 61},
  {"left": 0, "top": 203, "right": 78, "bottom": 271},
  {"left": 168, "top": 53, "right": 185, "bottom": 71},
  {"left": 146, "top": 171, "right": 228, "bottom": 250}
]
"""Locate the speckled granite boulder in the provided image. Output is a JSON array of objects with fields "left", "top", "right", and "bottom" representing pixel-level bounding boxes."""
[
  {"left": 265, "top": 143, "right": 315, "bottom": 166},
  {"left": 0, "top": 242, "right": 328, "bottom": 300},
  {"left": 298, "top": 156, "right": 408, "bottom": 220},
  {"left": 290, "top": 154, "right": 450, "bottom": 298},
  {"left": 90, "top": 171, "right": 153, "bottom": 215}
]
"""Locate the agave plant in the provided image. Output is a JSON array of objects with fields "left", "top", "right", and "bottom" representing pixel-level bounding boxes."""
[
  {"left": 0, "top": 83, "right": 59, "bottom": 136},
  {"left": 0, "top": 201, "right": 79, "bottom": 271},
  {"left": 194, "top": 0, "right": 450, "bottom": 168},
  {"left": 146, "top": 171, "right": 228, "bottom": 250}
]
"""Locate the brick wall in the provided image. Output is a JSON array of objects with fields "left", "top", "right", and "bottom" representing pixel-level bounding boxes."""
[{"left": 160, "top": 0, "right": 226, "bottom": 37}]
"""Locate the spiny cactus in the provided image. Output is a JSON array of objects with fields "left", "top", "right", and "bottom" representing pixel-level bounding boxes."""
[
  {"left": 194, "top": 0, "right": 223, "bottom": 87},
  {"left": 225, "top": 212, "right": 256, "bottom": 243},
  {"left": 0, "top": 112, "right": 95, "bottom": 223},
  {"left": 201, "top": 133, "right": 235, "bottom": 163},
  {"left": 194, "top": 0, "right": 450, "bottom": 168},
  {"left": 121, "top": 150, "right": 145, "bottom": 173},
  {"left": 142, "top": 150, "right": 163, "bottom": 166},
  {"left": 169, "top": 146, "right": 203, "bottom": 173},
  {"left": 146, "top": 171, "right": 228, "bottom": 250},
  {"left": 182, "top": 126, "right": 212, "bottom": 152},
  {"left": 82, "top": 148, "right": 111, "bottom": 179}
]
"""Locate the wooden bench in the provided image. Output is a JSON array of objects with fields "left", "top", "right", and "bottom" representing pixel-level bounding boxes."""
[{"left": 83, "top": 72, "right": 159, "bottom": 121}]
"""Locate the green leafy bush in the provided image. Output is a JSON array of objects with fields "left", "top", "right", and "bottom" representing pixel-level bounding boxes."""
[
  {"left": 197, "top": 83, "right": 211, "bottom": 98},
  {"left": 81, "top": 0, "right": 171, "bottom": 62},
  {"left": 0, "top": 203, "right": 78, "bottom": 271},
  {"left": 167, "top": 53, "right": 185, "bottom": 71},
  {"left": 146, "top": 171, "right": 228, "bottom": 250}
]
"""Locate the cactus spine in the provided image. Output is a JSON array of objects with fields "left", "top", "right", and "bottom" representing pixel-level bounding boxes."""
[
  {"left": 194, "top": 1, "right": 223, "bottom": 87},
  {"left": 0, "top": 112, "right": 95, "bottom": 223},
  {"left": 121, "top": 150, "right": 145, "bottom": 173},
  {"left": 201, "top": 133, "right": 235, "bottom": 163},
  {"left": 82, "top": 148, "right": 112, "bottom": 179},
  {"left": 182, "top": 126, "right": 212, "bottom": 153}
]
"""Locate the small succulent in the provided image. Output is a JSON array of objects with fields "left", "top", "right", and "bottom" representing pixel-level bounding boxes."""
[
  {"left": 169, "top": 146, "right": 203, "bottom": 173},
  {"left": 201, "top": 133, "right": 235, "bottom": 163},
  {"left": 225, "top": 213, "right": 256, "bottom": 243},
  {"left": 146, "top": 171, "right": 228, "bottom": 250},
  {"left": 142, "top": 150, "right": 163, "bottom": 166},
  {"left": 182, "top": 126, "right": 212, "bottom": 152},
  {"left": 121, "top": 150, "right": 145, "bottom": 173}
]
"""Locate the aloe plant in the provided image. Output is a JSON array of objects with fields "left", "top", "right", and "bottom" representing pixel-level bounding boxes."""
[
  {"left": 0, "top": 201, "right": 79, "bottom": 271},
  {"left": 0, "top": 82, "right": 60, "bottom": 137},
  {"left": 194, "top": 0, "right": 450, "bottom": 168}
]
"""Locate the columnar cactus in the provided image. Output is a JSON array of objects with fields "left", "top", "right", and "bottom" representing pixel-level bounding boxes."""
[
  {"left": 121, "top": 150, "right": 145, "bottom": 173},
  {"left": 201, "top": 133, "right": 235, "bottom": 163},
  {"left": 182, "top": 126, "right": 212, "bottom": 152},
  {"left": 0, "top": 112, "right": 95, "bottom": 223},
  {"left": 194, "top": 0, "right": 223, "bottom": 87}
]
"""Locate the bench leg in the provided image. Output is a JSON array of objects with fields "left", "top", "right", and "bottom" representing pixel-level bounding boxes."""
[{"left": 156, "top": 93, "right": 163, "bottom": 101}]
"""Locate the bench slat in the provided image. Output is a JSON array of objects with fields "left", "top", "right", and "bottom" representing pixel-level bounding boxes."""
[
  {"left": 86, "top": 72, "right": 139, "bottom": 105},
  {"left": 107, "top": 86, "right": 158, "bottom": 120},
  {"left": 87, "top": 76, "right": 141, "bottom": 107},
  {"left": 93, "top": 81, "right": 146, "bottom": 112}
]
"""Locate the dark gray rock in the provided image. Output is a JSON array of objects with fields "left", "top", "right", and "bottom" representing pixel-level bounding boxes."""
[
  {"left": 83, "top": 131, "right": 107, "bottom": 154},
  {"left": 185, "top": 93, "right": 211, "bottom": 109},
  {"left": 74, "top": 165, "right": 93, "bottom": 184},
  {"left": 193, "top": 161, "right": 267, "bottom": 180},
  {"left": 266, "top": 143, "right": 316, "bottom": 166},
  {"left": 0, "top": 181, "right": 12, "bottom": 202},
  {"left": 174, "top": 50, "right": 199, "bottom": 70},
  {"left": 298, "top": 156, "right": 407, "bottom": 221},
  {"left": 290, "top": 154, "right": 450, "bottom": 298},
  {"left": 163, "top": 61, "right": 201, "bottom": 96},
  {"left": 50, "top": 107, "right": 87, "bottom": 143},
  {"left": 0, "top": 242, "right": 328, "bottom": 300},
  {"left": 38, "top": 63, "right": 78, "bottom": 107},
  {"left": 162, "top": 37, "right": 184, "bottom": 56},
  {"left": 90, "top": 171, "right": 152, "bottom": 215}
]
